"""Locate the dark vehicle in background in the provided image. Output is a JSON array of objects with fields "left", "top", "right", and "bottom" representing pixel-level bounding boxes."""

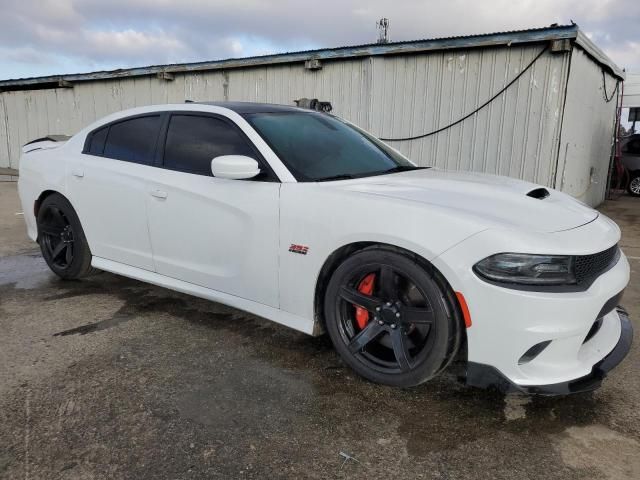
[{"left": 621, "top": 134, "right": 640, "bottom": 196}]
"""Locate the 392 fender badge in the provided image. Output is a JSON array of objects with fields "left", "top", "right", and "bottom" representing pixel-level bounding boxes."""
[{"left": 289, "top": 244, "right": 309, "bottom": 255}]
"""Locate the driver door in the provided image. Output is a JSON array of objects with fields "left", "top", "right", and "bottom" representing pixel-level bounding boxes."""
[{"left": 145, "top": 113, "right": 280, "bottom": 308}]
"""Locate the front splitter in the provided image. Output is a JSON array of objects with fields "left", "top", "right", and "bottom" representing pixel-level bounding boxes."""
[{"left": 465, "top": 307, "right": 633, "bottom": 396}]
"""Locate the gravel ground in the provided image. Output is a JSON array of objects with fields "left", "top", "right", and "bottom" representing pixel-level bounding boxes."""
[{"left": 1, "top": 181, "right": 639, "bottom": 479}]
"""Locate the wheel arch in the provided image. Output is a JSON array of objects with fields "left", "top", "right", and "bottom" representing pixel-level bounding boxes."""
[
  {"left": 313, "top": 241, "right": 375, "bottom": 328},
  {"left": 34, "top": 189, "right": 63, "bottom": 218},
  {"left": 34, "top": 190, "right": 82, "bottom": 244},
  {"left": 313, "top": 241, "right": 467, "bottom": 347}
]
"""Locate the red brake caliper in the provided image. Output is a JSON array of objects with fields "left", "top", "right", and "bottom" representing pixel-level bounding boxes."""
[{"left": 355, "top": 273, "right": 376, "bottom": 329}]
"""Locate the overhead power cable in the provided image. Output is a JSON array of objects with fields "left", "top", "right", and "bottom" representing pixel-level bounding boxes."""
[{"left": 378, "top": 45, "right": 549, "bottom": 142}]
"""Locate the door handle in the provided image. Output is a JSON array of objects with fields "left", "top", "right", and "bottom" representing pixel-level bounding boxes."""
[
  {"left": 71, "top": 169, "right": 84, "bottom": 178},
  {"left": 150, "top": 189, "right": 168, "bottom": 199}
]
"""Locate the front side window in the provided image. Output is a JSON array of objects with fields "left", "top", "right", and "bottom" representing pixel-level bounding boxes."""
[
  {"left": 245, "top": 112, "right": 417, "bottom": 181},
  {"left": 163, "top": 115, "right": 256, "bottom": 176},
  {"left": 103, "top": 115, "right": 161, "bottom": 165}
]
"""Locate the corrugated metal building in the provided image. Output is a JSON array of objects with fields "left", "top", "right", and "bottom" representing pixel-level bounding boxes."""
[
  {"left": 623, "top": 73, "right": 640, "bottom": 108},
  {"left": 0, "top": 25, "right": 623, "bottom": 206}
]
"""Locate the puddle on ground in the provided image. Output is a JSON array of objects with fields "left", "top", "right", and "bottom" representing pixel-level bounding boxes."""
[{"left": 0, "top": 253, "right": 57, "bottom": 290}]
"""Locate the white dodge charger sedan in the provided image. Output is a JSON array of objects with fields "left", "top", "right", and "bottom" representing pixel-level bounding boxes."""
[{"left": 18, "top": 102, "right": 632, "bottom": 394}]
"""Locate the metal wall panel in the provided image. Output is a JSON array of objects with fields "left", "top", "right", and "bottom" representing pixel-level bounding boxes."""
[
  {"left": 554, "top": 48, "right": 619, "bottom": 206},
  {"left": 622, "top": 73, "right": 640, "bottom": 108},
  {"left": 0, "top": 44, "right": 617, "bottom": 208},
  {"left": 224, "top": 58, "right": 371, "bottom": 127},
  {"left": 368, "top": 45, "right": 570, "bottom": 187},
  {"left": 0, "top": 95, "right": 11, "bottom": 168},
  {"left": 0, "top": 75, "right": 225, "bottom": 171},
  {"left": 0, "top": 49, "right": 569, "bottom": 181}
]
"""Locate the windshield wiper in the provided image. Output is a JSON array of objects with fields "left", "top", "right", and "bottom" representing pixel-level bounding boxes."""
[
  {"left": 382, "top": 165, "right": 428, "bottom": 174},
  {"left": 315, "top": 166, "right": 426, "bottom": 182},
  {"left": 315, "top": 174, "right": 355, "bottom": 182}
]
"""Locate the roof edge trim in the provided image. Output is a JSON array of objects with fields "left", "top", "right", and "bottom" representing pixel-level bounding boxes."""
[{"left": 574, "top": 31, "right": 625, "bottom": 80}]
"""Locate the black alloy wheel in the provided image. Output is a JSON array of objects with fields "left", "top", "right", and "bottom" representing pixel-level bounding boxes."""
[
  {"left": 39, "top": 205, "right": 75, "bottom": 269},
  {"left": 37, "top": 193, "right": 97, "bottom": 279},
  {"left": 324, "top": 246, "right": 462, "bottom": 387}
]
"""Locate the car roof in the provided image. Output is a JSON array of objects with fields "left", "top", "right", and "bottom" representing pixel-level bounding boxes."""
[{"left": 196, "top": 101, "right": 309, "bottom": 114}]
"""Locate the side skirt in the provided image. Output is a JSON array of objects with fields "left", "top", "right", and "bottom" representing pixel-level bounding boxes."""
[{"left": 91, "top": 256, "right": 317, "bottom": 335}]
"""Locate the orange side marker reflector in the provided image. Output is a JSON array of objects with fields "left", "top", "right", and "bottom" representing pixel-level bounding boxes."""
[{"left": 455, "top": 292, "right": 472, "bottom": 328}]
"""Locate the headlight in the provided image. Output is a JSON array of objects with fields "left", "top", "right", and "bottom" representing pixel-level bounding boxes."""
[{"left": 473, "top": 253, "right": 575, "bottom": 286}]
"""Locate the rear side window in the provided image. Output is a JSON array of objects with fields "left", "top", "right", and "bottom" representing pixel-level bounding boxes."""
[
  {"left": 103, "top": 115, "right": 161, "bottom": 165},
  {"left": 163, "top": 115, "right": 256, "bottom": 176},
  {"left": 87, "top": 127, "right": 108, "bottom": 155}
]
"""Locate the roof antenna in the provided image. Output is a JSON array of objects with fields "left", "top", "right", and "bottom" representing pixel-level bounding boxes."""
[{"left": 376, "top": 18, "right": 390, "bottom": 44}]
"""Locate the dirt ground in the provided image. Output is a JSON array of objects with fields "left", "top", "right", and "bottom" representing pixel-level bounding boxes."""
[{"left": 1, "top": 180, "right": 639, "bottom": 479}]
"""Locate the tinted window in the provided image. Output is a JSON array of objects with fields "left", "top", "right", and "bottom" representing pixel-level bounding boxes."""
[
  {"left": 163, "top": 115, "right": 255, "bottom": 176},
  {"left": 246, "top": 112, "right": 414, "bottom": 181},
  {"left": 626, "top": 138, "right": 640, "bottom": 154},
  {"left": 103, "top": 115, "right": 161, "bottom": 165},
  {"left": 87, "top": 127, "right": 108, "bottom": 155}
]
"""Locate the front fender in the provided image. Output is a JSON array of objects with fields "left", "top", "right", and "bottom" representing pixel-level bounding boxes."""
[{"left": 278, "top": 183, "right": 485, "bottom": 327}]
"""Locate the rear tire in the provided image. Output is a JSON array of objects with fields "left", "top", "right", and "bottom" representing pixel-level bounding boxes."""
[
  {"left": 37, "top": 193, "right": 98, "bottom": 279},
  {"left": 323, "top": 245, "right": 462, "bottom": 387}
]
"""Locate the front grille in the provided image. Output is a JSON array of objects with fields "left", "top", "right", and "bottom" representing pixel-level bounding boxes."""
[{"left": 574, "top": 244, "right": 620, "bottom": 286}]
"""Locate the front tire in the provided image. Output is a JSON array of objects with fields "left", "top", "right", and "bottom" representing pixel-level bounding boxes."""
[
  {"left": 324, "top": 246, "right": 462, "bottom": 387},
  {"left": 37, "top": 193, "right": 98, "bottom": 279}
]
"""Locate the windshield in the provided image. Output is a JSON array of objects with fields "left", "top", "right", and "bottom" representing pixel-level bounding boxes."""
[{"left": 244, "top": 112, "right": 418, "bottom": 181}]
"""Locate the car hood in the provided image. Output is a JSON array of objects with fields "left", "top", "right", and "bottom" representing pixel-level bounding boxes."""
[{"left": 336, "top": 169, "right": 598, "bottom": 233}]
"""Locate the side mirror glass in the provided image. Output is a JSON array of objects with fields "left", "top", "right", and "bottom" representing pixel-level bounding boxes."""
[{"left": 211, "top": 155, "right": 260, "bottom": 180}]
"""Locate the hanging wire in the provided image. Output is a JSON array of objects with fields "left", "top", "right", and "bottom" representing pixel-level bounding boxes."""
[
  {"left": 379, "top": 45, "right": 550, "bottom": 141},
  {"left": 601, "top": 70, "right": 619, "bottom": 103}
]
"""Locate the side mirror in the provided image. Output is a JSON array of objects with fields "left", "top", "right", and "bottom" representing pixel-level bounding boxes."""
[{"left": 211, "top": 155, "right": 261, "bottom": 180}]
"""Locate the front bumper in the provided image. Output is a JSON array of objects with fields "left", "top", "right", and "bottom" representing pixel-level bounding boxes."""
[
  {"left": 432, "top": 215, "right": 631, "bottom": 390},
  {"left": 465, "top": 307, "right": 633, "bottom": 395}
]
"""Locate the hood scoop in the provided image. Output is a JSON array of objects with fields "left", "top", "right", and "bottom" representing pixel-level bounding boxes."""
[{"left": 526, "top": 187, "right": 550, "bottom": 199}]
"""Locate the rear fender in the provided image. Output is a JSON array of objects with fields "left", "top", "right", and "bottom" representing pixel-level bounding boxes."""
[{"left": 18, "top": 147, "right": 69, "bottom": 241}]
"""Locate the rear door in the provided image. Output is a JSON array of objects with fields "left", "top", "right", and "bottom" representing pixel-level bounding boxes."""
[
  {"left": 145, "top": 112, "right": 281, "bottom": 307},
  {"left": 66, "top": 114, "right": 162, "bottom": 271}
]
